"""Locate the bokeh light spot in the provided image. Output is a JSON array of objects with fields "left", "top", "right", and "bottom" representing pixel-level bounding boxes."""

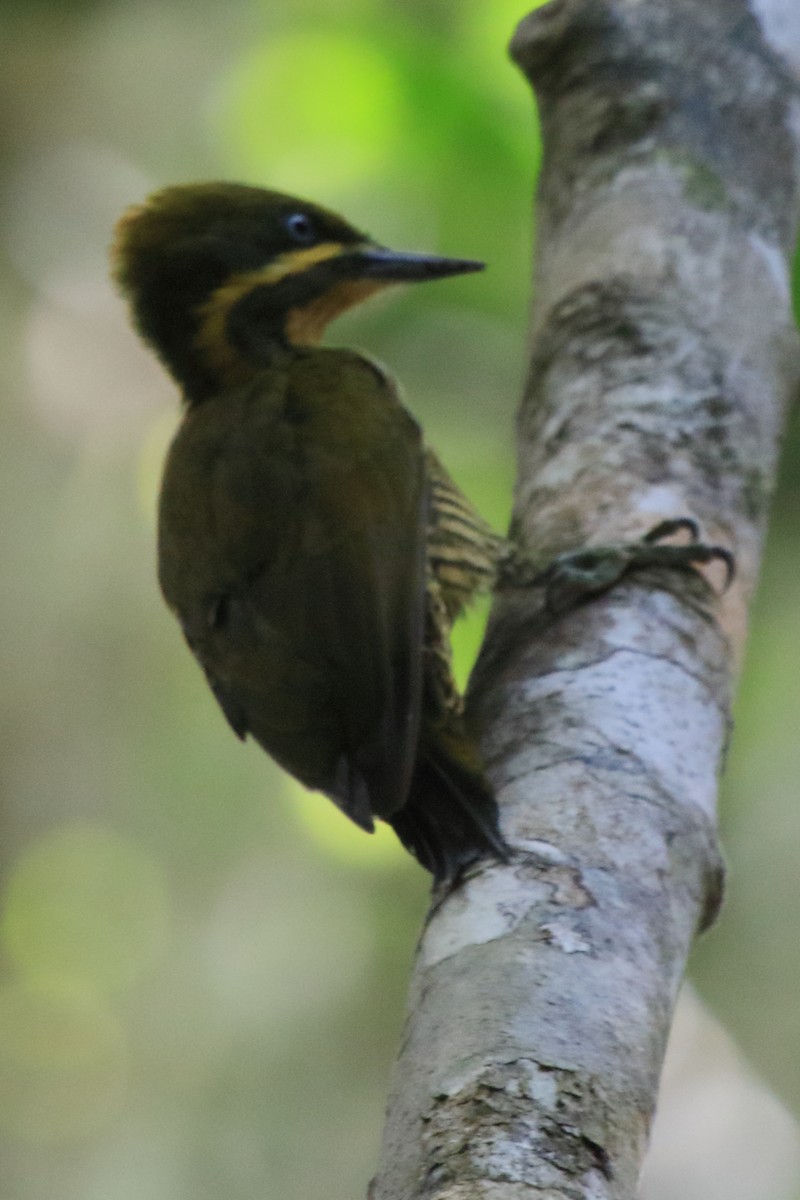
[
  {"left": 1, "top": 826, "right": 170, "bottom": 996},
  {"left": 204, "top": 853, "right": 374, "bottom": 1033},
  {"left": 212, "top": 31, "right": 404, "bottom": 194},
  {"left": 0, "top": 982, "right": 127, "bottom": 1144},
  {"left": 25, "top": 281, "right": 173, "bottom": 447}
]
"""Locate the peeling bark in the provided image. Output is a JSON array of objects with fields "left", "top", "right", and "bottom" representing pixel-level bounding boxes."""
[{"left": 372, "top": 2, "right": 800, "bottom": 1199}]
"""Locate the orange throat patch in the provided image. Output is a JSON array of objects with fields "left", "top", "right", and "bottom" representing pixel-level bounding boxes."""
[
  {"left": 193, "top": 242, "right": 386, "bottom": 377},
  {"left": 286, "top": 279, "right": 386, "bottom": 346}
]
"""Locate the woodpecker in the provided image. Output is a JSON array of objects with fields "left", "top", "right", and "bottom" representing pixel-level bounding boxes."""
[
  {"left": 112, "top": 182, "right": 508, "bottom": 882},
  {"left": 112, "top": 182, "right": 734, "bottom": 883}
]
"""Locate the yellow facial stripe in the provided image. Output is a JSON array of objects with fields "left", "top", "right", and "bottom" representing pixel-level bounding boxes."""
[
  {"left": 252, "top": 240, "right": 349, "bottom": 286},
  {"left": 194, "top": 241, "right": 350, "bottom": 376}
]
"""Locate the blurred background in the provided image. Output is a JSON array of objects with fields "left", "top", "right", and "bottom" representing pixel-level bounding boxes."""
[{"left": 0, "top": 0, "right": 798, "bottom": 1197}]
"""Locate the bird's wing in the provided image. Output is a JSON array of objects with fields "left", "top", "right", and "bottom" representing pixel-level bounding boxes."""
[
  {"left": 162, "top": 352, "right": 429, "bottom": 828},
  {"left": 273, "top": 351, "right": 429, "bottom": 823}
]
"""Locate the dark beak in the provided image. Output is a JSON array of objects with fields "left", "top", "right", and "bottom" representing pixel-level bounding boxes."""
[{"left": 357, "top": 245, "right": 485, "bottom": 282}]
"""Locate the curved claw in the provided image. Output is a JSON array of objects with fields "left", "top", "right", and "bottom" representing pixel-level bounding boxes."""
[
  {"left": 640, "top": 517, "right": 735, "bottom": 592},
  {"left": 528, "top": 520, "right": 736, "bottom": 616},
  {"left": 642, "top": 517, "right": 700, "bottom": 544},
  {"left": 507, "top": 515, "right": 736, "bottom": 618},
  {"left": 695, "top": 545, "right": 736, "bottom": 591}
]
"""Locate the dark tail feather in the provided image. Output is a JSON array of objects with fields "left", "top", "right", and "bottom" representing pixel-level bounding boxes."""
[{"left": 388, "top": 739, "right": 508, "bottom": 884}]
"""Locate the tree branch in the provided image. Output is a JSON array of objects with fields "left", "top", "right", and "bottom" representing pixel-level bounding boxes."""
[{"left": 371, "top": 2, "right": 800, "bottom": 1198}]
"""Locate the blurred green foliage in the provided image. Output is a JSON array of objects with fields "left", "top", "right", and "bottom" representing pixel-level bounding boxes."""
[{"left": 0, "top": 0, "right": 798, "bottom": 1198}]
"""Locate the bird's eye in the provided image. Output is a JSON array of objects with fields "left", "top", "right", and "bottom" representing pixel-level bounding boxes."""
[{"left": 284, "top": 212, "right": 316, "bottom": 244}]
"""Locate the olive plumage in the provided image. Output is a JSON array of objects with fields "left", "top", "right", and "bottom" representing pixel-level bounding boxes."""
[{"left": 113, "top": 182, "right": 507, "bottom": 882}]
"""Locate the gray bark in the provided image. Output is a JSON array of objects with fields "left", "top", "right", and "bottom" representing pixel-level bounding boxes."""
[{"left": 371, "top": 2, "right": 800, "bottom": 1199}]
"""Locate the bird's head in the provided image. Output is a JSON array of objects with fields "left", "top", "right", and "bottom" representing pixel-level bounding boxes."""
[{"left": 112, "top": 182, "right": 484, "bottom": 399}]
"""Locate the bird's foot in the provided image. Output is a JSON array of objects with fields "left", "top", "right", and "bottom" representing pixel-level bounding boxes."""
[{"left": 502, "top": 518, "right": 734, "bottom": 616}]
